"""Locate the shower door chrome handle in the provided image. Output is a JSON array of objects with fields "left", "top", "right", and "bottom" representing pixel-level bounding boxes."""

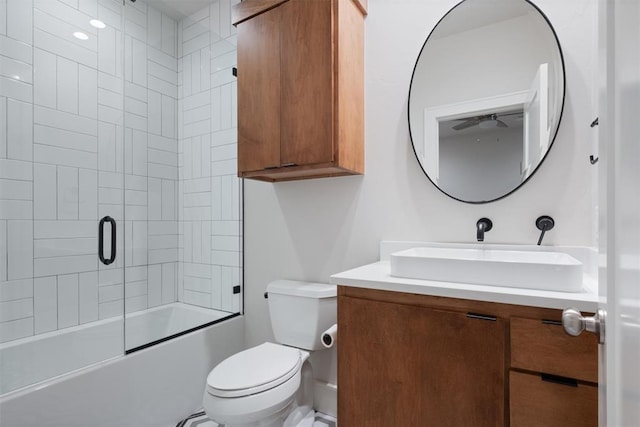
[{"left": 99, "top": 216, "right": 116, "bottom": 265}]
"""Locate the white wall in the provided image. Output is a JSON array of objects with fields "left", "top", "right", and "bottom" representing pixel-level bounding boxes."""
[
  {"left": 243, "top": 0, "right": 597, "bottom": 387},
  {"left": 439, "top": 126, "right": 523, "bottom": 201},
  {"left": 414, "top": 14, "right": 556, "bottom": 107}
]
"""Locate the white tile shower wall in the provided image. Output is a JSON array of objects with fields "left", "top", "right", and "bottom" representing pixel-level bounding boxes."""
[
  {"left": 0, "top": 0, "right": 35, "bottom": 343},
  {"left": 178, "top": 0, "right": 241, "bottom": 314},
  {"left": 99, "top": 0, "right": 179, "bottom": 319},
  {"left": 0, "top": 0, "right": 181, "bottom": 343}
]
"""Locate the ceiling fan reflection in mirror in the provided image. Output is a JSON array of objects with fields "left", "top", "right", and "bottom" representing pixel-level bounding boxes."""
[{"left": 452, "top": 112, "right": 522, "bottom": 130}]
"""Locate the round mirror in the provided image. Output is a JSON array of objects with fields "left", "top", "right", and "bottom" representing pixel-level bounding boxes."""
[{"left": 408, "top": 0, "right": 565, "bottom": 203}]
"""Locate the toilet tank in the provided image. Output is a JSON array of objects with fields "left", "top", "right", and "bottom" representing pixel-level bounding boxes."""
[{"left": 266, "top": 280, "right": 336, "bottom": 351}]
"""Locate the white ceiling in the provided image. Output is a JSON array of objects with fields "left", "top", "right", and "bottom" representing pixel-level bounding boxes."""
[{"left": 140, "top": 0, "right": 217, "bottom": 20}]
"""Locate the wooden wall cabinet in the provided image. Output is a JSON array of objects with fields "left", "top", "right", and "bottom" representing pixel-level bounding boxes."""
[
  {"left": 338, "top": 287, "right": 598, "bottom": 427},
  {"left": 232, "top": 0, "right": 366, "bottom": 182}
]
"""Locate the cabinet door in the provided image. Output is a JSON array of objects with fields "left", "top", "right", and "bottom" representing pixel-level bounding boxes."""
[
  {"left": 280, "top": 0, "right": 334, "bottom": 166},
  {"left": 237, "top": 6, "right": 281, "bottom": 173},
  {"left": 339, "top": 296, "right": 506, "bottom": 427}
]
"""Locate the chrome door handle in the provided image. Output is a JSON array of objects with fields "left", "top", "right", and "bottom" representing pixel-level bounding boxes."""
[{"left": 562, "top": 307, "right": 605, "bottom": 344}]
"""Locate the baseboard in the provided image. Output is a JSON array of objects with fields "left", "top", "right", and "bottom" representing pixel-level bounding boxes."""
[{"left": 313, "top": 380, "right": 337, "bottom": 418}]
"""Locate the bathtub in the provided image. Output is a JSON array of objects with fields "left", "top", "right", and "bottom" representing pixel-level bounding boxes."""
[
  {"left": 0, "top": 303, "right": 244, "bottom": 427},
  {"left": 125, "top": 303, "right": 232, "bottom": 351}
]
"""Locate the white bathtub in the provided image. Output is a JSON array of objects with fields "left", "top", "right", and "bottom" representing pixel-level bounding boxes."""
[
  {"left": 0, "top": 303, "right": 231, "bottom": 396},
  {"left": 0, "top": 303, "right": 244, "bottom": 427},
  {"left": 125, "top": 303, "right": 231, "bottom": 350}
]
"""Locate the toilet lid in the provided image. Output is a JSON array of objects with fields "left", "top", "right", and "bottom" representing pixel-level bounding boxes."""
[{"left": 206, "top": 343, "right": 302, "bottom": 398}]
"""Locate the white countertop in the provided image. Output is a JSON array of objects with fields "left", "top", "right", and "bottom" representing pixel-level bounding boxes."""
[{"left": 330, "top": 260, "right": 599, "bottom": 312}]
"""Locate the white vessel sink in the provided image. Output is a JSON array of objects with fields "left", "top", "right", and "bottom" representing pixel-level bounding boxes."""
[{"left": 390, "top": 247, "right": 583, "bottom": 292}]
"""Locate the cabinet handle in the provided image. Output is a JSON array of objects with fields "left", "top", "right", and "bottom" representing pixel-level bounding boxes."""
[
  {"left": 263, "top": 165, "right": 279, "bottom": 170},
  {"left": 281, "top": 162, "right": 297, "bottom": 167},
  {"left": 466, "top": 312, "right": 497, "bottom": 321},
  {"left": 540, "top": 373, "right": 578, "bottom": 387}
]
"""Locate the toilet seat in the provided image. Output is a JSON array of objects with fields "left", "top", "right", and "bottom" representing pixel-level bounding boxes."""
[{"left": 206, "top": 343, "right": 303, "bottom": 398}]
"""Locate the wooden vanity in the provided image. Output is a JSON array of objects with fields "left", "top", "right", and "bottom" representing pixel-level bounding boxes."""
[{"left": 337, "top": 286, "right": 598, "bottom": 427}]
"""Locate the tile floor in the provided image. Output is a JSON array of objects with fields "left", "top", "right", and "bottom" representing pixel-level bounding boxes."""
[{"left": 176, "top": 410, "right": 337, "bottom": 427}]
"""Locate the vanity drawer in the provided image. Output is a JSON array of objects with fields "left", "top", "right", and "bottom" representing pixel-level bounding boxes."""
[
  {"left": 510, "top": 316, "right": 598, "bottom": 383},
  {"left": 510, "top": 371, "right": 597, "bottom": 427}
]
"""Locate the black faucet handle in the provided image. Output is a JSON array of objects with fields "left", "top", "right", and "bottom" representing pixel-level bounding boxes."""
[{"left": 536, "top": 215, "right": 555, "bottom": 245}]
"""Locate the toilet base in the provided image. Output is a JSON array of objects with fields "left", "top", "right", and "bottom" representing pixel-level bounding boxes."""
[
  {"left": 203, "top": 397, "right": 292, "bottom": 427},
  {"left": 177, "top": 409, "right": 333, "bottom": 427},
  {"left": 203, "top": 404, "right": 314, "bottom": 427},
  {"left": 283, "top": 407, "right": 314, "bottom": 427},
  {"left": 214, "top": 411, "right": 314, "bottom": 427}
]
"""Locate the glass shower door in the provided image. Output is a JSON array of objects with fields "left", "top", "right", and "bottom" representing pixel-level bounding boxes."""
[
  {"left": 122, "top": 0, "right": 243, "bottom": 352},
  {"left": 0, "top": 0, "right": 244, "bottom": 395},
  {"left": 0, "top": 0, "right": 126, "bottom": 395},
  {"left": 121, "top": 0, "right": 182, "bottom": 351}
]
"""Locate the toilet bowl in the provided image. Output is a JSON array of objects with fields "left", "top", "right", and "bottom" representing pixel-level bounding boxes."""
[
  {"left": 203, "top": 280, "right": 336, "bottom": 427},
  {"left": 204, "top": 343, "right": 314, "bottom": 427}
]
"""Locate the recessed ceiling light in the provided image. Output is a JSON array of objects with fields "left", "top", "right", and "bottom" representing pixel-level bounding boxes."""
[
  {"left": 73, "top": 32, "right": 89, "bottom": 40},
  {"left": 90, "top": 19, "right": 106, "bottom": 29}
]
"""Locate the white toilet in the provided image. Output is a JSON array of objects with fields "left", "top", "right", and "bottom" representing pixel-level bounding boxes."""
[{"left": 203, "top": 280, "right": 337, "bottom": 427}]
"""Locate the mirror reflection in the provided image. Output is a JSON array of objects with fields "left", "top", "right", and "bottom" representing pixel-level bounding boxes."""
[{"left": 408, "top": 0, "right": 565, "bottom": 203}]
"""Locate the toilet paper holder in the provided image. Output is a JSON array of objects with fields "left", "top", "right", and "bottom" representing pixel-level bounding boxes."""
[{"left": 321, "top": 324, "right": 338, "bottom": 348}]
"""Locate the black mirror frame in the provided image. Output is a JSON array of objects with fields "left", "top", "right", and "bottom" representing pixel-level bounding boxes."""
[{"left": 407, "top": 0, "right": 567, "bottom": 204}]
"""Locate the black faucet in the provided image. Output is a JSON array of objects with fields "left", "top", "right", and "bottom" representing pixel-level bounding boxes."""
[
  {"left": 535, "top": 215, "right": 555, "bottom": 245},
  {"left": 476, "top": 218, "right": 493, "bottom": 242}
]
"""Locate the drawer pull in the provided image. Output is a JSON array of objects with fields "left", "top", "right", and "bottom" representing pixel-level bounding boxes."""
[
  {"left": 281, "top": 162, "right": 297, "bottom": 167},
  {"left": 466, "top": 312, "right": 497, "bottom": 321},
  {"left": 542, "top": 319, "right": 562, "bottom": 326},
  {"left": 540, "top": 373, "right": 578, "bottom": 387},
  {"left": 263, "top": 165, "right": 279, "bottom": 170}
]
